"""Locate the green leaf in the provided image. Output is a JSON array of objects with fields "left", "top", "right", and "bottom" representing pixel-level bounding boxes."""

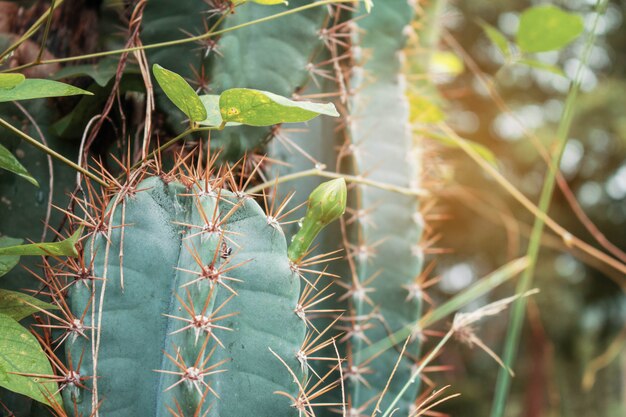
[
  {"left": 420, "top": 129, "right": 498, "bottom": 167},
  {"left": 52, "top": 58, "right": 134, "bottom": 88},
  {"left": 0, "top": 228, "right": 81, "bottom": 258},
  {"left": 408, "top": 93, "right": 445, "bottom": 124},
  {"left": 0, "top": 79, "right": 93, "bottom": 102},
  {"left": 0, "top": 73, "right": 25, "bottom": 89},
  {"left": 0, "top": 143, "right": 38, "bottom": 186},
  {"left": 517, "top": 58, "right": 566, "bottom": 77},
  {"left": 233, "top": 0, "right": 287, "bottom": 4},
  {"left": 219, "top": 88, "right": 339, "bottom": 127},
  {"left": 430, "top": 51, "right": 464, "bottom": 77},
  {"left": 516, "top": 5, "right": 584, "bottom": 53},
  {"left": 198, "top": 94, "right": 242, "bottom": 127},
  {"left": 0, "top": 290, "right": 58, "bottom": 321},
  {"left": 479, "top": 21, "right": 511, "bottom": 58},
  {"left": 152, "top": 64, "right": 207, "bottom": 123},
  {"left": 0, "top": 313, "right": 62, "bottom": 406},
  {"left": 0, "top": 236, "right": 22, "bottom": 278}
]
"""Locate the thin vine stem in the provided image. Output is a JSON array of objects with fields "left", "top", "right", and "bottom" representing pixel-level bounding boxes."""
[
  {"left": 490, "top": 1, "right": 610, "bottom": 416},
  {"left": 1, "top": 0, "right": 360, "bottom": 74},
  {"left": 0, "top": 117, "right": 107, "bottom": 187},
  {"left": 246, "top": 167, "right": 429, "bottom": 198}
]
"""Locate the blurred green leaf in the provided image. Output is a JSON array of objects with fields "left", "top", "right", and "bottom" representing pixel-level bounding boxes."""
[
  {"left": 0, "top": 289, "right": 58, "bottom": 321},
  {"left": 430, "top": 51, "right": 465, "bottom": 76},
  {"left": 219, "top": 88, "right": 339, "bottom": 127},
  {"left": 152, "top": 64, "right": 207, "bottom": 123},
  {"left": 0, "top": 228, "right": 81, "bottom": 258},
  {"left": 0, "top": 313, "right": 62, "bottom": 406},
  {"left": 52, "top": 58, "right": 135, "bottom": 87},
  {"left": 0, "top": 79, "right": 93, "bottom": 102},
  {"left": 0, "top": 143, "right": 38, "bottom": 186},
  {"left": 517, "top": 5, "right": 584, "bottom": 53},
  {"left": 0, "top": 73, "right": 25, "bottom": 89},
  {"left": 517, "top": 58, "right": 566, "bottom": 77},
  {"left": 479, "top": 21, "right": 511, "bottom": 58},
  {"left": 233, "top": 0, "right": 287, "bottom": 4},
  {"left": 0, "top": 236, "right": 22, "bottom": 278},
  {"left": 409, "top": 94, "right": 445, "bottom": 124},
  {"left": 420, "top": 129, "right": 498, "bottom": 167}
]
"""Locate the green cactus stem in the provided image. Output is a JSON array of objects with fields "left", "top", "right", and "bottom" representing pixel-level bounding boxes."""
[{"left": 62, "top": 175, "right": 305, "bottom": 416}]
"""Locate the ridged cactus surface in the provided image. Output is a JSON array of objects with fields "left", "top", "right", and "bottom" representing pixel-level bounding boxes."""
[{"left": 64, "top": 176, "right": 304, "bottom": 417}]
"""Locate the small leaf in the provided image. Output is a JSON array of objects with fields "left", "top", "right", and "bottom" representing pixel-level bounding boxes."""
[
  {"left": 479, "top": 21, "right": 511, "bottom": 58},
  {"left": 0, "top": 228, "right": 81, "bottom": 258},
  {"left": 0, "top": 79, "right": 93, "bottom": 102},
  {"left": 0, "top": 289, "right": 58, "bottom": 321},
  {"left": 233, "top": 0, "right": 287, "bottom": 4},
  {"left": 0, "top": 313, "right": 62, "bottom": 406},
  {"left": 0, "top": 73, "right": 25, "bottom": 89},
  {"left": 219, "top": 88, "right": 339, "bottom": 127},
  {"left": 52, "top": 58, "right": 134, "bottom": 87},
  {"left": 430, "top": 51, "right": 464, "bottom": 77},
  {"left": 516, "top": 5, "right": 584, "bottom": 53},
  {"left": 152, "top": 64, "right": 207, "bottom": 122},
  {"left": 408, "top": 93, "right": 445, "bottom": 124},
  {"left": 0, "top": 236, "right": 22, "bottom": 278},
  {"left": 517, "top": 59, "right": 566, "bottom": 77},
  {"left": 197, "top": 95, "right": 241, "bottom": 127},
  {"left": 423, "top": 130, "right": 498, "bottom": 167},
  {"left": 0, "top": 143, "right": 38, "bottom": 186}
]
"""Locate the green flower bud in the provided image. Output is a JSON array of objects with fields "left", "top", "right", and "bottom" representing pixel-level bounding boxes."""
[
  {"left": 287, "top": 178, "right": 347, "bottom": 262},
  {"left": 307, "top": 178, "right": 347, "bottom": 226}
]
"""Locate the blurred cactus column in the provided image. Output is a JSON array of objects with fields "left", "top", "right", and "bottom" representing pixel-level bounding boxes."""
[{"left": 339, "top": 1, "right": 426, "bottom": 415}]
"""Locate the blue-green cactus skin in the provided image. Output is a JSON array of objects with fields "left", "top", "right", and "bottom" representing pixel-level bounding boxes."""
[
  {"left": 64, "top": 177, "right": 304, "bottom": 417},
  {"left": 345, "top": 1, "right": 423, "bottom": 415}
]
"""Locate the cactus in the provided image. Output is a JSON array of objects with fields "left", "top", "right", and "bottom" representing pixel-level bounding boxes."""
[
  {"left": 47, "top": 167, "right": 344, "bottom": 416},
  {"left": 208, "top": 1, "right": 329, "bottom": 159},
  {"left": 338, "top": 1, "right": 424, "bottom": 415}
]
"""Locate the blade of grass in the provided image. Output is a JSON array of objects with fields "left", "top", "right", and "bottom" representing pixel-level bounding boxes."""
[
  {"left": 357, "top": 257, "right": 529, "bottom": 365},
  {"left": 489, "top": 1, "right": 610, "bottom": 416}
]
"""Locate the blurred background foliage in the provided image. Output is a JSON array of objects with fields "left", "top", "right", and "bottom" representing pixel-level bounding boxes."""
[{"left": 428, "top": 0, "right": 625, "bottom": 416}]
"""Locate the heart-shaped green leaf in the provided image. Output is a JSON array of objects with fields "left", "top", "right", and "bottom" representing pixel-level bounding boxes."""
[
  {"left": 0, "top": 143, "right": 38, "bottom": 186},
  {"left": 0, "top": 313, "right": 62, "bottom": 406},
  {"left": 0, "top": 73, "right": 25, "bottom": 89},
  {"left": 516, "top": 5, "right": 584, "bottom": 53},
  {"left": 0, "top": 228, "right": 81, "bottom": 258},
  {"left": 152, "top": 64, "right": 207, "bottom": 123},
  {"left": 0, "top": 236, "right": 22, "bottom": 278},
  {"left": 0, "top": 79, "right": 92, "bottom": 102},
  {"left": 0, "top": 289, "right": 58, "bottom": 321},
  {"left": 219, "top": 88, "right": 339, "bottom": 127}
]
